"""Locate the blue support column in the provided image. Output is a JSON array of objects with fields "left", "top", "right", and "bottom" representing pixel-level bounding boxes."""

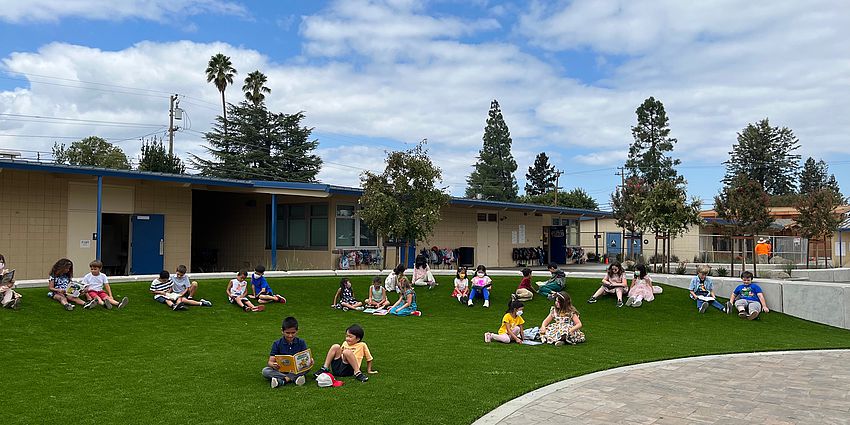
[
  {"left": 96, "top": 175, "right": 103, "bottom": 260},
  {"left": 271, "top": 194, "right": 277, "bottom": 271}
]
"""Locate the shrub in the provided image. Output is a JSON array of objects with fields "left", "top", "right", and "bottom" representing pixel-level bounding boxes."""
[
  {"left": 716, "top": 267, "right": 728, "bottom": 277},
  {"left": 781, "top": 262, "right": 795, "bottom": 276},
  {"left": 671, "top": 255, "right": 680, "bottom": 263},
  {"left": 675, "top": 261, "right": 687, "bottom": 275}
]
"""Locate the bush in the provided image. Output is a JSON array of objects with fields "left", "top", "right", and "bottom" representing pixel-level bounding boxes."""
[
  {"left": 671, "top": 255, "right": 680, "bottom": 263},
  {"left": 693, "top": 255, "right": 702, "bottom": 263},
  {"left": 781, "top": 262, "right": 795, "bottom": 276},
  {"left": 715, "top": 267, "right": 728, "bottom": 277},
  {"left": 675, "top": 261, "right": 687, "bottom": 275}
]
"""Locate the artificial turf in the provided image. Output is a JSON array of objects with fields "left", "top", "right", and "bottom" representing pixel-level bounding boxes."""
[{"left": 3, "top": 275, "right": 850, "bottom": 425}]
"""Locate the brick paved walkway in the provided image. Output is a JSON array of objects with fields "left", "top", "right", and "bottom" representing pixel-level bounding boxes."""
[{"left": 474, "top": 350, "right": 850, "bottom": 425}]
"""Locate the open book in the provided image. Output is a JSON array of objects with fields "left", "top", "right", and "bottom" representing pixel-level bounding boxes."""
[
  {"left": 1, "top": 269, "right": 14, "bottom": 285},
  {"left": 696, "top": 295, "right": 716, "bottom": 302},
  {"left": 275, "top": 348, "right": 313, "bottom": 374}
]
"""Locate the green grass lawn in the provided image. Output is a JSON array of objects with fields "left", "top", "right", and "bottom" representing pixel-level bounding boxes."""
[{"left": 3, "top": 275, "right": 850, "bottom": 424}]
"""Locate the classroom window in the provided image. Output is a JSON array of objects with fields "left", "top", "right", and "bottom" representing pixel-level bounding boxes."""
[
  {"left": 265, "top": 203, "right": 329, "bottom": 249},
  {"left": 336, "top": 204, "right": 378, "bottom": 248}
]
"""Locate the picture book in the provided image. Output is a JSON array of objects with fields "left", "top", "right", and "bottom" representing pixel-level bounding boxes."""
[
  {"left": 275, "top": 348, "right": 313, "bottom": 374},
  {"left": 1, "top": 269, "right": 14, "bottom": 285},
  {"left": 696, "top": 295, "right": 716, "bottom": 302}
]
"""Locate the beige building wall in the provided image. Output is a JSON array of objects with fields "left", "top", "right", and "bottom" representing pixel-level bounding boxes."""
[
  {"left": 0, "top": 169, "right": 68, "bottom": 280},
  {"left": 580, "top": 217, "right": 702, "bottom": 262}
]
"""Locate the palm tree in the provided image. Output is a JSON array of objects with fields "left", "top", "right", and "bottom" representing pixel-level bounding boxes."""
[
  {"left": 205, "top": 53, "right": 237, "bottom": 133},
  {"left": 242, "top": 70, "right": 271, "bottom": 106}
]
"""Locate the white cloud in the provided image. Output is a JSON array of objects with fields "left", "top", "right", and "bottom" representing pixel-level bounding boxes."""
[{"left": 0, "top": 0, "right": 247, "bottom": 23}]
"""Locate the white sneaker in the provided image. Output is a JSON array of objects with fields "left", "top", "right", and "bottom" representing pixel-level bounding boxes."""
[
  {"left": 483, "top": 300, "right": 489, "bottom": 308},
  {"left": 118, "top": 297, "right": 129, "bottom": 309},
  {"left": 295, "top": 375, "right": 306, "bottom": 386},
  {"left": 271, "top": 377, "right": 281, "bottom": 388},
  {"left": 84, "top": 299, "right": 97, "bottom": 309},
  {"left": 632, "top": 298, "right": 642, "bottom": 308},
  {"left": 625, "top": 297, "right": 635, "bottom": 307},
  {"left": 467, "top": 299, "right": 473, "bottom": 307}
]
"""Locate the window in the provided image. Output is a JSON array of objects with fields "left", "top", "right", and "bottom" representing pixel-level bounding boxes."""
[
  {"left": 336, "top": 204, "right": 378, "bottom": 248},
  {"left": 477, "top": 213, "right": 497, "bottom": 222},
  {"left": 265, "top": 203, "right": 329, "bottom": 249}
]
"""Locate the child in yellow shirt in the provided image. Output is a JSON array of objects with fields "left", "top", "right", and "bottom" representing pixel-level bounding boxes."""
[
  {"left": 485, "top": 298, "right": 525, "bottom": 344},
  {"left": 314, "top": 324, "right": 377, "bottom": 382}
]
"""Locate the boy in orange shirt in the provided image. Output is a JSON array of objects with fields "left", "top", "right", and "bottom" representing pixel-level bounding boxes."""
[{"left": 313, "top": 324, "right": 376, "bottom": 382}]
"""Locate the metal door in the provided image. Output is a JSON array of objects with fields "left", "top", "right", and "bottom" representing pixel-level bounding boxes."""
[{"left": 130, "top": 214, "right": 164, "bottom": 274}]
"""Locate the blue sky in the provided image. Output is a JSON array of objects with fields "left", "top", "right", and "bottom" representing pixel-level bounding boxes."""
[{"left": 1, "top": 0, "right": 849, "bottom": 210}]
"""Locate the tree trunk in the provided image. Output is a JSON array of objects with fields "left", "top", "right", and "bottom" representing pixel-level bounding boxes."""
[
  {"left": 730, "top": 235, "right": 735, "bottom": 277},
  {"left": 221, "top": 90, "right": 228, "bottom": 136},
  {"left": 752, "top": 235, "right": 757, "bottom": 278},
  {"left": 383, "top": 242, "right": 388, "bottom": 270},
  {"left": 662, "top": 235, "right": 667, "bottom": 274},
  {"left": 806, "top": 237, "right": 810, "bottom": 269},
  {"left": 654, "top": 232, "right": 659, "bottom": 273}
]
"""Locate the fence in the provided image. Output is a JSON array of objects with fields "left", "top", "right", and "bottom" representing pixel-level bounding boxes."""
[{"left": 697, "top": 235, "right": 808, "bottom": 265}]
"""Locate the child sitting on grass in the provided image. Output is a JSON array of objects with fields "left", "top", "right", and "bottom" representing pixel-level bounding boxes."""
[
  {"left": 515, "top": 268, "right": 534, "bottom": 302},
  {"left": 1, "top": 253, "right": 22, "bottom": 310},
  {"left": 365, "top": 276, "right": 389, "bottom": 310},
  {"left": 332, "top": 278, "right": 363, "bottom": 311},
  {"left": 388, "top": 277, "right": 421, "bottom": 316},
  {"left": 81, "top": 260, "right": 128, "bottom": 310},
  {"left": 314, "top": 324, "right": 376, "bottom": 382},
  {"left": 587, "top": 262, "right": 628, "bottom": 307},
  {"left": 227, "top": 270, "right": 264, "bottom": 312},
  {"left": 729, "top": 271, "right": 769, "bottom": 320},
  {"left": 625, "top": 264, "right": 654, "bottom": 308},
  {"left": 172, "top": 264, "right": 212, "bottom": 308},
  {"left": 47, "top": 258, "right": 85, "bottom": 311},
  {"left": 468, "top": 264, "right": 493, "bottom": 308},
  {"left": 262, "top": 316, "right": 312, "bottom": 388},
  {"left": 384, "top": 264, "right": 406, "bottom": 293},
  {"left": 689, "top": 265, "right": 726, "bottom": 314},
  {"left": 536, "top": 262, "right": 566, "bottom": 299},
  {"left": 452, "top": 267, "right": 469, "bottom": 304},
  {"left": 412, "top": 254, "right": 437, "bottom": 289},
  {"left": 485, "top": 298, "right": 525, "bottom": 344},
  {"left": 540, "top": 292, "right": 585, "bottom": 345},
  {"left": 251, "top": 265, "right": 286, "bottom": 304}
]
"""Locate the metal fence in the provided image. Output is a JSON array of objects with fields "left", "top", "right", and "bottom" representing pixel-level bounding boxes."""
[{"left": 697, "top": 235, "right": 808, "bottom": 265}]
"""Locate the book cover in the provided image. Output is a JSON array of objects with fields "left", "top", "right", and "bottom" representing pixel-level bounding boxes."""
[{"left": 275, "top": 348, "right": 313, "bottom": 374}]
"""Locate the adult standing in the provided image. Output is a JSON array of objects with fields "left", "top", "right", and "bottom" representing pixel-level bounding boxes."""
[{"left": 756, "top": 238, "right": 771, "bottom": 264}]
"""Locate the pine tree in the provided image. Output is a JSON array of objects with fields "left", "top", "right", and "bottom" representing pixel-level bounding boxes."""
[
  {"left": 525, "top": 152, "right": 556, "bottom": 196},
  {"left": 724, "top": 118, "right": 801, "bottom": 196},
  {"left": 625, "top": 97, "right": 681, "bottom": 186},
  {"left": 192, "top": 102, "right": 322, "bottom": 182},
  {"left": 465, "top": 99, "right": 518, "bottom": 201},
  {"left": 138, "top": 137, "right": 185, "bottom": 174},
  {"left": 799, "top": 157, "right": 842, "bottom": 200}
]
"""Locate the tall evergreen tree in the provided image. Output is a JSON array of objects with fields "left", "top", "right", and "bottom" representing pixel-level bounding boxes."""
[
  {"left": 625, "top": 97, "right": 681, "bottom": 186},
  {"left": 191, "top": 101, "right": 322, "bottom": 182},
  {"left": 137, "top": 137, "right": 185, "bottom": 174},
  {"left": 465, "top": 99, "right": 518, "bottom": 201},
  {"left": 52, "top": 136, "right": 131, "bottom": 170},
  {"left": 724, "top": 118, "right": 801, "bottom": 196},
  {"left": 799, "top": 157, "right": 842, "bottom": 199},
  {"left": 525, "top": 152, "right": 556, "bottom": 196}
]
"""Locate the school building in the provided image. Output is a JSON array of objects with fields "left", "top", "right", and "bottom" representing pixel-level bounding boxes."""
[{"left": 0, "top": 160, "right": 609, "bottom": 280}]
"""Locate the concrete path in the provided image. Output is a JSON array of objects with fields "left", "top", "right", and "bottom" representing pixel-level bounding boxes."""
[{"left": 474, "top": 350, "right": 850, "bottom": 425}]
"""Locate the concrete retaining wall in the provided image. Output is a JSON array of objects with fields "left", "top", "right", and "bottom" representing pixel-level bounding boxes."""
[{"left": 791, "top": 268, "right": 850, "bottom": 283}]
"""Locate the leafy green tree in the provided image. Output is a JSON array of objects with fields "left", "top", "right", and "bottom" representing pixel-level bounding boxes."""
[
  {"left": 525, "top": 152, "right": 556, "bottom": 196},
  {"left": 465, "top": 99, "right": 518, "bottom": 201},
  {"left": 137, "top": 137, "right": 185, "bottom": 174},
  {"left": 243, "top": 70, "right": 271, "bottom": 106},
  {"left": 724, "top": 118, "right": 801, "bottom": 196},
  {"left": 523, "top": 188, "right": 598, "bottom": 210},
  {"left": 638, "top": 180, "right": 702, "bottom": 272},
  {"left": 359, "top": 140, "right": 450, "bottom": 266},
  {"left": 796, "top": 187, "right": 843, "bottom": 268},
  {"left": 206, "top": 53, "right": 237, "bottom": 132},
  {"left": 714, "top": 173, "right": 773, "bottom": 274},
  {"left": 192, "top": 101, "right": 322, "bottom": 182},
  {"left": 52, "top": 136, "right": 131, "bottom": 170},
  {"left": 625, "top": 97, "right": 682, "bottom": 186},
  {"left": 611, "top": 176, "right": 649, "bottom": 237}
]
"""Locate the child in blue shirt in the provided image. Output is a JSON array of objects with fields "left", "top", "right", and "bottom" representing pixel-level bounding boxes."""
[
  {"left": 688, "top": 265, "right": 726, "bottom": 314},
  {"left": 729, "top": 271, "right": 769, "bottom": 320},
  {"left": 262, "top": 316, "right": 313, "bottom": 388},
  {"left": 251, "top": 265, "right": 286, "bottom": 304}
]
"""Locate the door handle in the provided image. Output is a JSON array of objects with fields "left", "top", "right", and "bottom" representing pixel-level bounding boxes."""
[{"left": 159, "top": 239, "right": 164, "bottom": 256}]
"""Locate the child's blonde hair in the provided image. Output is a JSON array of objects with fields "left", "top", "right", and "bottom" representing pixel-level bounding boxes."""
[
  {"left": 398, "top": 276, "right": 410, "bottom": 290},
  {"left": 697, "top": 264, "right": 711, "bottom": 275}
]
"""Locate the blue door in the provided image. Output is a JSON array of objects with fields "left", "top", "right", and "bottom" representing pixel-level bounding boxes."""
[
  {"left": 606, "top": 232, "right": 622, "bottom": 257},
  {"left": 131, "top": 214, "right": 164, "bottom": 274},
  {"left": 548, "top": 227, "right": 567, "bottom": 264},
  {"left": 627, "top": 234, "right": 643, "bottom": 256}
]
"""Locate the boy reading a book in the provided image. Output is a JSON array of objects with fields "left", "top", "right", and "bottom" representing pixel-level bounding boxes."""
[
  {"left": 1, "top": 254, "right": 22, "bottom": 310},
  {"left": 689, "top": 265, "right": 727, "bottom": 314},
  {"left": 262, "top": 316, "right": 313, "bottom": 388}
]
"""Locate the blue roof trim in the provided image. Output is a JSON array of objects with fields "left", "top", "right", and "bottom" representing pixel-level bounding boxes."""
[
  {"left": 0, "top": 159, "right": 253, "bottom": 187},
  {"left": 328, "top": 185, "right": 365, "bottom": 196},
  {"left": 449, "top": 198, "right": 610, "bottom": 217},
  {"left": 250, "top": 180, "right": 330, "bottom": 191}
]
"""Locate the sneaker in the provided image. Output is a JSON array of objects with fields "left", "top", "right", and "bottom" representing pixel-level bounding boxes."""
[
  {"left": 200, "top": 299, "right": 212, "bottom": 307},
  {"left": 456, "top": 294, "right": 462, "bottom": 303},
  {"left": 587, "top": 297, "right": 597, "bottom": 304},
  {"left": 484, "top": 332, "right": 491, "bottom": 343},
  {"left": 617, "top": 301, "right": 624, "bottom": 308},
  {"left": 255, "top": 305, "right": 266, "bottom": 312},
  {"left": 354, "top": 372, "right": 369, "bottom": 382},
  {"left": 554, "top": 340, "right": 566, "bottom": 347},
  {"left": 483, "top": 300, "right": 489, "bottom": 308},
  {"left": 467, "top": 299, "right": 473, "bottom": 307},
  {"left": 173, "top": 302, "right": 185, "bottom": 311},
  {"left": 313, "top": 366, "right": 329, "bottom": 379},
  {"left": 632, "top": 299, "right": 642, "bottom": 308},
  {"left": 355, "top": 306, "right": 365, "bottom": 311},
  {"left": 342, "top": 306, "right": 349, "bottom": 312},
  {"left": 11, "top": 297, "right": 21, "bottom": 310},
  {"left": 84, "top": 299, "right": 97, "bottom": 309},
  {"left": 187, "top": 296, "right": 194, "bottom": 300},
  {"left": 747, "top": 310, "right": 760, "bottom": 320},
  {"left": 104, "top": 300, "right": 113, "bottom": 310},
  {"left": 625, "top": 297, "right": 635, "bottom": 307},
  {"left": 295, "top": 375, "right": 306, "bottom": 386},
  {"left": 271, "top": 377, "right": 282, "bottom": 388},
  {"left": 412, "top": 311, "right": 422, "bottom": 316},
  {"left": 738, "top": 310, "right": 747, "bottom": 318},
  {"left": 118, "top": 297, "right": 129, "bottom": 309},
  {"left": 726, "top": 301, "right": 733, "bottom": 314},
  {"left": 65, "top": 303, "right": 74, "bottom": 311},
  {"left": 699, "top": 302, "right": 709, "bottom": 314},
  {"left": 277, "top": 296, "right": 287, "bottom": 304},
  {"left": 462, "top": 295, "right": 469, "bottom": 304},
  {"left": 547, "top": 293, "right": 556, "bottom": 301}
]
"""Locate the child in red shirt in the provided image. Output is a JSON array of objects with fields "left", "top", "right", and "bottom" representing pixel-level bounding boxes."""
[{"left": 515, "top": 268, "right": 534, "bottom": 301}]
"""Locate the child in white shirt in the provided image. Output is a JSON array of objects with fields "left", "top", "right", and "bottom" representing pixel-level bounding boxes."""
[
  {"left": 82, "top": 260, "right": 128, "bottom": 309},
  {"left": 227, "top": 270, "right": 264, "bottom": 312}
]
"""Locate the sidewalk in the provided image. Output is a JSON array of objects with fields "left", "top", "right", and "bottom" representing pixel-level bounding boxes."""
[{"left": 474, "top": 350, "right": 850, "bottom": 425}]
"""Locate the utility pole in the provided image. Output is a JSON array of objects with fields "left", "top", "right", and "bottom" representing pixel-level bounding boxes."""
[
  {"left": 168, "top": 94, "right": 179, "bottom": 155},
  {"left": 553, "top": 169, "right": 563, "bottom": 206},
  {"left": 616, "top": 167, "right": 626, "bottom": 261}
]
